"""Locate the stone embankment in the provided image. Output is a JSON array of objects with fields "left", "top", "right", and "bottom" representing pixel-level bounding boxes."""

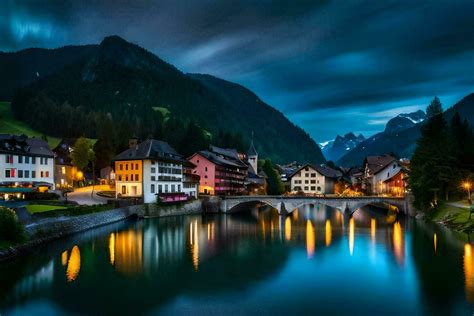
[{"left": 0, "top": 197, "right": 221, "bottom": 262}]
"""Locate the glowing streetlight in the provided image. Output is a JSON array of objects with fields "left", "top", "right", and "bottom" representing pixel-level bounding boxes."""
[{"left": 463, "top": 181, "right": 472, "bottom": 204}]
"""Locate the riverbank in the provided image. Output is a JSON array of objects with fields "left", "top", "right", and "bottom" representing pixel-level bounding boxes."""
[
  {"left": 423, "top": 201, "right": 474, "bottom": 235},
  {"left": 0, "top": 197, "right": 221, "bottom": 262}
]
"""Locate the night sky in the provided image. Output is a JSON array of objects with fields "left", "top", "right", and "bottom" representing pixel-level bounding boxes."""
[{"left": 1, "top": 1, "right": 474, "bottom": 142}]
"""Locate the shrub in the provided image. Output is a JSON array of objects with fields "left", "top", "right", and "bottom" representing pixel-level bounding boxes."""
[
  {"left": 24, "top": 192, "right": 60, "bottom": 201},
  {"left": 0, "top": 207, "right": 27, "bottom": 245}
]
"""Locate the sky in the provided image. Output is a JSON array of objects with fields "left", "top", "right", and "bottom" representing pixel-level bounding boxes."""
[{"left": 1, "top": 0, "right": 474, "bottom": 142}]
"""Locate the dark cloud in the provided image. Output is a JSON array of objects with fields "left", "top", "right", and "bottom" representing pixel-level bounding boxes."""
[{"left": 1, "top": 0, "right": 473, "bottom": 141}]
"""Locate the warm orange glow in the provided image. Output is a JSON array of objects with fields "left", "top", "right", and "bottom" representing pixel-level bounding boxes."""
[
  {"left": 207, "top": 222, "right": 215, "bottom": 241},
  {"left": 306, "top": 220, "right": 315, "bottom": 259},
  {"left": 109, "top": 233, "right": 115, "bottom": 265},
  {"left": 190, "top": 220, "right": 199, "bottom": 271},
  {"left": 66, "top": 246, "right": 81, "bottom": 282},
  {"left": 433, "top": 233, "right": 437, "bottom": 254},
  {"left": 325, "top": 219, "right": 332, "bottom": 247},
  {"left": 463, "top": 182, "right": 472, "bottom": 190},
  {"left": 465, "top": 244, "right": 474, "bottom": 303},
  {"left": 261, "top": 219, "right": 266, "bottom": 239},
  {"left": 349, "top": 218, "right": 355, "bottom": 256},
  {"left": 61, "top": 250, "right": 68, "bottom": 266},
  {"left": 285, "top": 217, "right": 292, "bottom": 241},
  {"left": 393, "top": 222, "right": 405, "bottom": 265},
  {"left": 371, "top": 218, "right": 376, "bottom": 243},
  {"left": 75, "top": 171, "right": 84, "bottom": 181},
  {"left": 293, "top": 209, "right": 299, "bottom": 221},
  {"left": 114, "top": 229, "right": 143, "bottom": 276}
]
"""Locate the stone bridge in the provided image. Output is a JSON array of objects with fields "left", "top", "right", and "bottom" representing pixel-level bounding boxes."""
[{"left": 221, "top": 195, "right": 411, "bottom": 216}]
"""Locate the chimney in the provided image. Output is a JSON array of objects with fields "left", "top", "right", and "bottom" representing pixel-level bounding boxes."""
[{"left": 129, "top": 137, "right": 138, "bottom": 149}]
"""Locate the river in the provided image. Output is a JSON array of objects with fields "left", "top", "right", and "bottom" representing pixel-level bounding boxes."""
[{"left": 1, "top": 205, "right": 473, "bottom": 315}]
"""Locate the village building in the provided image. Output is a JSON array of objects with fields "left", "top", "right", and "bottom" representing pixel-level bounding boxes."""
[
  {"left": 363, "top": 155, "right": 407, "bottom": 196},
  {"left": 244, "top": 141, "right": 267, "bottom": 195},
  {"left": 188, "top": 145, "right": 249, "bottom": 196},
  {"left": 113, "top": 138, "right": 198, "bottom": 203},
  {"left": 289, "top": 163, "right": 342, "bottom": 195},
  {"left": 52, "top": 138, "right": 78, "bottom": 189},
  {"left": 0, "top": 134, "right": 55, "bottom": 199}
]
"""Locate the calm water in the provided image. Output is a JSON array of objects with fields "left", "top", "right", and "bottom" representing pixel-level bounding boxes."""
[{"left": 1, "top": 205, "right": 473, "bottom": 315}]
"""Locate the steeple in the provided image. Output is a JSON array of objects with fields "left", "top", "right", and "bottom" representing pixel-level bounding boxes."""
[{"left": 247, "top": 132, "right": 258, "bottom": 174}]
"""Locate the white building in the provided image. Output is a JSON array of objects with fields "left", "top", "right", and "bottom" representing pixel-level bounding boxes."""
[
  {"left": 363, "top": 155, "right": 405, "bottom": 195},
  {"left": 0, "top": 135, "right": 55, "bottom": 198},
  {"left": 289, "top": 164, "right": 341, "bottom": 195},
  {"left": 114, "top": 139, "right": 198, "bottom": 203}
]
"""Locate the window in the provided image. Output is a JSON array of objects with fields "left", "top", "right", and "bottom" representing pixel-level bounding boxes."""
[
  {"left": 118, "top": 175, "right": 122, "bottom": 181},
  {"left": 5, "top": 170, "right": 10, "bottom": 178},
  {"left": 305, "top": 180, "right": 309, "bottom": 184},
  {"left": 165, "top": 184, "right": 169, "bottom": 193},
  {"left": 177, "top": 184, "right": 181, "bottom": 192},
  {"left": 311, "top": 186, "right": 316, "bottom": 191},
  {"left": 62, "top": 166, "right": 66, "bottom": 175},
  {"left": 125, "top": 164, "right": 128, "bottom": 171},
  {"left": 151, "top": 175, "right": 156, "bottom": 181},
  {"left": 135, "top": 174, "right": 139, "bottom": 181},
  {"left": 31, "top": 157, "right": 36, "bottom": 164},
  {"left": 45, "top": 171, "right": 49, "bottom": 177},
  {"left": 305, "top": 173, "right": 309, "bottom": 177},
  {"left": 5, "top": 155, "right": 13, "bottom": 164},
  {"left": 32, "top": 171, "right": 36, "bottom": 178},
  {"left": 317, "top": 180, "right": 320, "bottom": 184},
  {"left": 393, "top": 164, "right": 396, "bottom": 169},
  {"left": 25, "top": 156, "right": 30, "bottom": 164},
  {"left": 304, "top": 186, "right": 309, "bottom": 191},
  {"left": 305, "top": 167, "right": 309, "bottom": 171},
  {"left": 135, "top": 163, "right": 139, "bottom": 170},
  {"left": 25, "top": 170, "right": 29, "bottom": 178},
  {"left": 45, "top": 158, "right": 48, "bottom": 165},
  {"left": 40, "top": 157, "right": 43, "bottom": 165},
  {"left": 171, "top": 184, "right": 175, "bottom": 193},
  {"left": 122, "top": 186, "right": 126, "bottom": 194},
  {"left": 311, "top": 173, "right": 316, "bottom": 177},
  {"left": 317, "top": 186, "right": 321, "bottom": 191},
  {"left": 205, "top": 167, "right": 208, "bottom": 172},
  {"left": 18, "top": 156, "right": 23, "bottom": 163},
  {"left": 151, "top": 161, "right": 155, "bottom": 165},
  {"left": 387, "top": 172, "right": 390, "bottom": 178},
  {"left": 151, "top": 167, "right": 156, "bottom": 173},
  {"left": 151, "top": 184, "right": 155, "bottom": 193},
  {"left": 311, "top": 180, "right": 316, "bottom": 184},
  {"left": 204, "top": 175, "right": 208, "bottom": 179},
  {"left": 131, "top": 164, "right": 134, "bottom": 170},
  {"left": 40, "top": 171, "right": 44, "bottom": 177},
  {"left": 158, "top": 185, "right": 162, "bottom": 193},
  {"left": 18, "top": 170, "right": 23, "bottom": 178},
  {"left": 119, "top": 164, "right": 123, "bottom": 171},
  {"left": 125, "top": 175, "right": 129, "bottom": 181}
]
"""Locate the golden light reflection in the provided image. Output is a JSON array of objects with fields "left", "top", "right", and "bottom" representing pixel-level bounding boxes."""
[
  {"left": 114, "top": 229, "right": 143, "bottom": 276},
  {"left": 109, "top": 233, "right": 115, "bottom": 265},
  {"left": 349, "top": 217, "right": 355, "bottom": 256},
  {"left": 61, "top": 250, "right": 68, "bottom": 266},
  {"left": 285, "top": 217, "right": 292, "bottom": 241},
  {"left": 293, "top": 209, "right": 299, "bottom": 221},
  {"left": 207, "top": 222, "right": 215, "bottom": 241},
  {"left": 371, "top": 218, "right": 376, "bottom": 243},
  {"left": 393, "top": 222, "right": 405, "bottom": 265},
  {"left": 306, "top": 220, "right": 315, "bottom": 259},
  {"left": 66, "top": 246, "right": 81, "bottom": 282},
  {"left": 433, "top": 233, "right": 437, "bottom": 254},
  {"left": 325, "top": 219, "right": 332, "bottom": 247},
  {"left": 190, "top": 220, "right": 199, "bottom": 271},
  {"left": 464, "top": 244, "right": 474, "bottom": 302}
]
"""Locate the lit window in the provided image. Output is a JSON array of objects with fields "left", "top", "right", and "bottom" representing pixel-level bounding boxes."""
[{"left": 62, "top": 167, "right": 66, "bottom": 175}]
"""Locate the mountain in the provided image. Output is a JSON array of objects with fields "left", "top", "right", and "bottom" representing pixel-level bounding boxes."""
[
  {"left": 337, "top": 94, "right": 474, "bottom": 167},
  {"left": 384, "top": 110, "right": 426, "bottom": 134},
  {"left": 3, "top": 35, "right": 324, "bottom": 164},
  {"left": 320, "top": 132, "right": 365, "bottom": 162}
]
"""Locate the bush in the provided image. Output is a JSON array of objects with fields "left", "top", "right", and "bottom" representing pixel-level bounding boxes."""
[
  {"left": 0, "top": 207, "right": 27, "bottom": 245},
  {"left": 24, "top": 192, "right": 60, "bottom": 201}
]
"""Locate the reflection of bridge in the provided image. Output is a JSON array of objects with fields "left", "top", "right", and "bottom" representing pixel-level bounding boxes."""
[{"left": 221, "top": 196, "right": 411, "bottom": 216}]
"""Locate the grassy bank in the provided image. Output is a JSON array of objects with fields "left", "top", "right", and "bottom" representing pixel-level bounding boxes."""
[
  {"left": 33, "top": 204, "right": 115, "bottom": 217},
  {"left": 426, "top": 201, "right": 474, "bottom": 233}
]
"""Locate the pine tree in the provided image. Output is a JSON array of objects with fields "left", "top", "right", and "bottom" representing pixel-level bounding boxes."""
[
  {"left": 262, "top": 159, "right": 284, "bottom": 195},
  {"left": 426, "top": 96, "right": 443, "bottom": 118}
]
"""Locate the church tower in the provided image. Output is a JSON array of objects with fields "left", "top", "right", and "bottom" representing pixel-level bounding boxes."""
[{"left": 247, "top": 133, "right": 258, "bottom": 174}]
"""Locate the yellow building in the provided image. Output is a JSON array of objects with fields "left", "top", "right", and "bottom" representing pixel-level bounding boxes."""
[{"left": 115, "top": 160, "right": 142, "bottom": 197}]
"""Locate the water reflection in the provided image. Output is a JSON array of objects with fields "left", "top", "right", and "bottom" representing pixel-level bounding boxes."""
[
  {"left": 306, "top": 220, "right": 315, "bottom": 259},
  {"left": 113, "top": 229, "right": 143, "bottom": 276},
  {"left": 109, "top": 233, "right": 115, "bottom": 265},
  {"left": 393, "top": 222, "right": 405, "bottom": 266},
  {"left": 189, "top": 220, "right": 199, "bottom": 271},
  {"left": 371, "top": 218, "right": 376, "bottom": 243},
  {"left": 285, "top": 217, "right": 292, "bottom": 241},
  {"left": 349, "top": 217, "right": 355, "bottom": 256},
  {"left": 325, "top": 219, "right": 332, "bottom": 247},
  {"left": 464, "top": 243, "right": 474, "bottom": 303},
  {"left": 66, "top": 245, "right": 81, "bottom": 282},
  {"left": 433, "top": 233, "right": 437, "bottom": 254},
  {"left": 61, "top": 250, "right": 68, "bottom": 266}
]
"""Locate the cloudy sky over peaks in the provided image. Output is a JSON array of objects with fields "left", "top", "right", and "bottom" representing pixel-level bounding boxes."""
[{"left": 1, "top": 0, "right": 474, "bottom": 141}]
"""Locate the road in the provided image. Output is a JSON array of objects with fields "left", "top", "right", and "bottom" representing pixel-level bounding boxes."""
[{"left": 64, "top": 185, "right": 113, "bottom": 205}]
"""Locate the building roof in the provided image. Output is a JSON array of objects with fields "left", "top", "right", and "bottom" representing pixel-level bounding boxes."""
[
  {"left": 364, "top": 155, "right": 397, "bottom": 175},
  {"left": 0, "top": 134, "right": 54, "bottom": 157},
  {"left": 113, "top": 139, "right": 190, "bottom": 165},
  {"left": 53, "top": 138, "right": 75, "bottom": 165},
  {"left": 289, "top": 163, "right": 342, "bottom": 179},
  {"left": 193, "top": 150, "right": 248, "bottom": 169},
  {"left": 209, "top": 145, "right": 241, "bottom": 161}
]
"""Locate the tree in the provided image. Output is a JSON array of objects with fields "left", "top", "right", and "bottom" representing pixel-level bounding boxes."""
[
  {"left": 262, "top": 159, "right": 285, "bottom": 195},
  {"left": 71, "top": 137, "right": 95, "bottom": 172},
  {"left": 426, "top": 96, "right": 443, "bottom": 118}
]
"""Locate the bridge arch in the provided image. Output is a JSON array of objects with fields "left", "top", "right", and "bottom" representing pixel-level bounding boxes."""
[{"left": 225, "top": 199, "right": 279, "bottom": 214}]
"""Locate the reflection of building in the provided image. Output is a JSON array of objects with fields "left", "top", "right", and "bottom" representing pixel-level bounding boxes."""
[
  {"left": 289, "top": 164, "right": 341, "bottom": 194},
  {"left": 111, "top": 229, "right": 143, "bottom": 276},
  {"left": 113, "top": 138, "right": 197, "bottom": 203},
  {"left": 53, "top": 138, "right": 78, "bottom": 188},
  {"left": 188, "top": 145, "right": 248, "bottom": 195},
  {"left": 0, "top": 134, "right": 55, "bottom": 198},
  {"left": 363, "top": 155, "right": 407, "bottom": 196}
]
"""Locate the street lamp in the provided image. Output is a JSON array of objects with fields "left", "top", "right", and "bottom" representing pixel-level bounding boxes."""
[{"left": 463, "top": 181, "right": 472, "bottom": 204}]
